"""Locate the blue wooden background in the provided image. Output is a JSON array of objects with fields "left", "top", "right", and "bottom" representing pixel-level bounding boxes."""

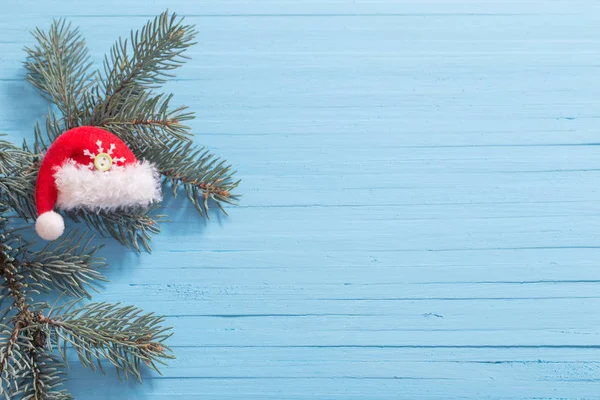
[{"left": 2, "top": 0, "right": 600, "bottom": 398}]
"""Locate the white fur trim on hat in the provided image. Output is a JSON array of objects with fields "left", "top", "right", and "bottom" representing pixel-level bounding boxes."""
[
  {"left": 36, "top": 211, "right": 65, "bottom": 241},
  {"left": 54, "top": 160, "right": 162, "bottom": 211}
]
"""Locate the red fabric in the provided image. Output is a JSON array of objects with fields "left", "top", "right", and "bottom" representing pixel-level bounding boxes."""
[{"left": 35, "top": 126, "right": 138, "bottom": 216}]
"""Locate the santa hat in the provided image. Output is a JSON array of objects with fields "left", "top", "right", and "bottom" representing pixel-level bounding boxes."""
[{"left": 35, "top": 126, "right": 162, "bottom": 241}]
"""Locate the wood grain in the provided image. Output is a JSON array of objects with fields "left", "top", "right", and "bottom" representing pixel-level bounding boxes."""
[{"left": 2, "top": 0, "right": 600, "bottom": 398}]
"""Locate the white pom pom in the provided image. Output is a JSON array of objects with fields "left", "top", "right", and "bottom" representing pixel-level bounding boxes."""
[{"left": 35, "top": 211, "right": 65, "bottom": 241}]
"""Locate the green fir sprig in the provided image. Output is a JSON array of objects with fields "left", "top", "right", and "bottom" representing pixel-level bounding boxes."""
[
  {"left": 22, "top": 10, "right": 239, "bottom": 250},
  {"left": 0, "top": 10, "right": 239, "bottom": 399}
]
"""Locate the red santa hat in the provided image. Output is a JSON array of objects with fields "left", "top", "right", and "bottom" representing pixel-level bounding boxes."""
[{"left": 35, "top": 126, "right": 162, "bottom": 241}]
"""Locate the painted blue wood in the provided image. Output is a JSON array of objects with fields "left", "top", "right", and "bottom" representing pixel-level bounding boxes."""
[{"left": 2, "top": 0, "right": 600, "bottom": 398}]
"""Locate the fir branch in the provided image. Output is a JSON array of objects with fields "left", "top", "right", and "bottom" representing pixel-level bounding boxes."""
[
  {"left": 94, "top": 11, "right": 196, "bottom": 119},
  {"left": 0, "top": 139, "right": 38, "bottom": 221},
  {"left": 0, "top": 324, "right": 22, "bottom": 382},
  {"left": 0, "top": 11, "right": 211, "bottom": 396},
  {"left": 0, "top": 174, "right": 37, "bottom": 222},
  {"left": 0, "top": 224, "right": 40, "bottom": 398},
  {"left": 95, "top": 91, "right": 194, "bottom": 142},
  {"left": 32, "top": 111, "right": 65, "bottom": 153},
  {"left": 0, "top": 214, "right": 173, "bottom": 394},
  {"left": 136, "top": 139, "right": 240, "bottom": 216},
  {"left": 21, "top": 11, "right": 239, "bottom": 241},
  {"left": 24, "top": 20, "right": 95, "bottom": 130},
  {"left": 20, "top": 231, "right": 107, "bottom": 298},
  {"left": 11, "top": 350, "right": 73, "bottom": 400},
  {"left": 65, "top": 207, "right": 163, "bottom": 252},
  {"left": 1, "top": 336, "right": 36, "bottom": 400},
  {"left": 44, "top": 302, "right": 173, "bottom": 382},
  {"left": 0, "top": 139, "right": 36, "bottom": 177}
]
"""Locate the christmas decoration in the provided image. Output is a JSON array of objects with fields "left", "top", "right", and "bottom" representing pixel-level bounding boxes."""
[
  {"left": 0, "top": 11, "right": 239, "bottom": 399},
  {"left": 35, "top": 126, "right": 162, "bottom": 241}
]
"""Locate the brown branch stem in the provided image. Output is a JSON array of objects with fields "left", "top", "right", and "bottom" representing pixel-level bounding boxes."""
[
  {"left": 0, "top": 251, "right": 36, "bottom": 376},
  {"left": 0, "top": 323, "right": 21, "bottom": 376},
  {"left": 103, "top": 119, "right": 181, "bottom": 127},
  {"left": 162, "top": 171, "right": 231, "bottom": 198},
  {"left": 30, "top": 349, "right": 44, "bottom": 400}
]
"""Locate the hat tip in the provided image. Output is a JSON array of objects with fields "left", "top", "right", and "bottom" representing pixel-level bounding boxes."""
[{"left": 35, "top": 211, "right": 65, "bottom": 241}]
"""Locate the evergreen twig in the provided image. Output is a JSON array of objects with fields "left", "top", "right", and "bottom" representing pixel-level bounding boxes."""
[
  {"left": 19, "top": 11, "right": 238, "bottom": 249},
  {"left": 96, "top": 91, "right": 194, "bottom": 143},
  {"left": 24, "top": 20, "right": 96, "bottom": 130},
  {"left": 44, "top": 302, "right": 173, "bottom": 382},
  {"left": 0, "top": 214, "right": 173, "bottom": 397},
  {"left": 20, "top": 230, "right": 107, "bottom": 298},
  {"left": 65, "top": 207, "right": 164, "bottom": 252},
  {"left": 136, "top": 139, "right": 240, "bottom": 216},
  {"left": 90, "top": 11, "right": 197, "bottom": 124},
  {"left": 12, "top": 351, "right": 73, "bottom": 400},
  {"left": 0, "top": 10, "right": 239, "bottom": 397}
]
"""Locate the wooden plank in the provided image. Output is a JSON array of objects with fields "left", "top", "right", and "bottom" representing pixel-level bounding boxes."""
[{"left": 1, "top": 0, "right": 600, "bottom": 398}]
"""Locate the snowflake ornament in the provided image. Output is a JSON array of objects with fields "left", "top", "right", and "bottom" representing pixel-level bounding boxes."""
[{"left": 83, "top": 140, "right": 127, "bottom": 171}]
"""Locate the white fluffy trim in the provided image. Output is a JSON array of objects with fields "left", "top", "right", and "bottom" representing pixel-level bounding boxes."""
[{"left": 54, "top": 160, "right": 162, "bottom": 211}]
